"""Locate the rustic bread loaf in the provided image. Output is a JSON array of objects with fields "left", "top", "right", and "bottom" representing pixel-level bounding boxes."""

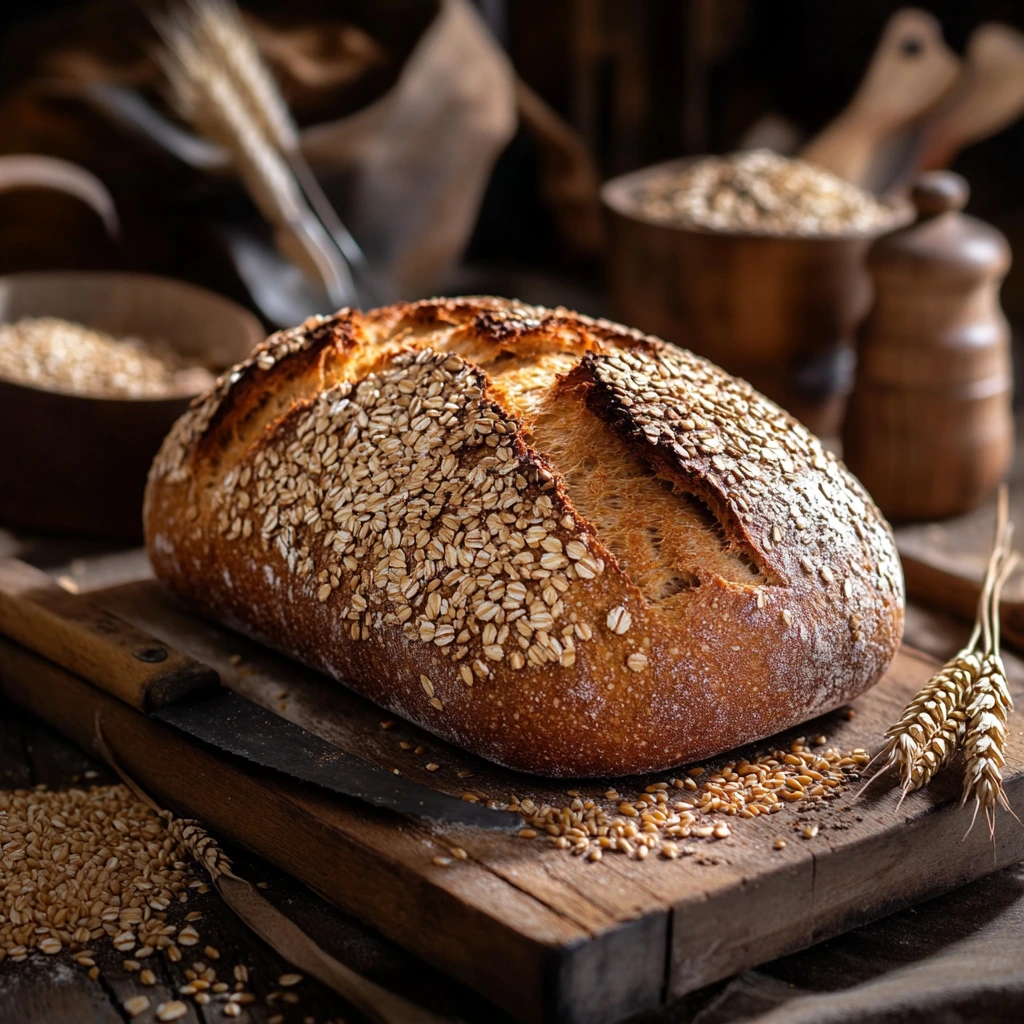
[{"left": 144, "top": 297, "right": 904, "bottom": 777}]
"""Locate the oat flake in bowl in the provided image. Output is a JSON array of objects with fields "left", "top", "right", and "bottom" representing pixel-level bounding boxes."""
[
  {"left": 0, "top": 317, "right": 215, "bottom": 398},
  {"left": 0, "top": 271, "right": 262, "bottom": 536},
  {"left": 634, "top": 148, "right": 903, "bottom": 236}
]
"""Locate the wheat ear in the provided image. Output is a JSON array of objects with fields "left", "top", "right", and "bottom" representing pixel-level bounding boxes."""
[
  {"left": 906, "top": 706, "right": 968, "bottom": 793},
  {"left": 94, "top": 714, "right": 239, "bottom": 881},
  {"left": 156, "top": 15, "right": 351, "bottom": 305},
  {"left": 897, "top": 532, "right": 1007, "bottom": 794},
  {"left": 159, "top": 21, "right": 300, "bottom": 222},
  {"left": 188, "top": 0, "right": 299, "bottom": 150},
  {"left": 872, "top": 485, "right": 1016, "bottom": 816},
  {"left": 961, "top": 545, "right": 1018, "bottom": 837},
  {"left": 876, "top": 652, "right": 978, "bottom": 782},
  {"left": 186, "top": 0, "right": 370, "bottom": 275}
]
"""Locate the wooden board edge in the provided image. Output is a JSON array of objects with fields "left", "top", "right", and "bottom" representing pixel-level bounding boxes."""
[
  {"left": 546, "top": 911, "right": 670, "bottom": 1024},
  {"left": 666, "top": 771, "right": 1024, "bottom": 998}
]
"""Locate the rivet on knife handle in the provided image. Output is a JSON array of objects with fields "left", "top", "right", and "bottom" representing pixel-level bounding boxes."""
[{"left": 0, "top": 557, "right": 219, "bottom": 711}]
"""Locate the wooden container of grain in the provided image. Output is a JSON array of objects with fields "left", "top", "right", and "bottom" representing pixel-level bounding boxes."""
[
  {"left": 0, "top": 272, "right": 262, "bottom": 538},
  {"left": 842, "top": 171, "right": 1014, "bottom": 521},
  {"left": 601, "top": 153, "right": 908, "bottom": 437}
]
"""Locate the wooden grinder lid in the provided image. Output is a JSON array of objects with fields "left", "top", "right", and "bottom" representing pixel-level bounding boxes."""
[
  {"left": 868, "top": 169, "right": 1010, "bottom": 279},
  {"left": 911, "top": 169, "right": 969, "bottom": 217}
]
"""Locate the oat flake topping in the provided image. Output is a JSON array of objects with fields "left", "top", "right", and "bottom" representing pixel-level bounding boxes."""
[
  {"left": 585, "top": 344, "right": 903, "bottom": 636},
  {"left": 212, "top": 348, "right": 606, "bottom": 678}
]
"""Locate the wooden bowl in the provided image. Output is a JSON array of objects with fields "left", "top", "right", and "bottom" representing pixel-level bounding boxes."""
[
  {"left": 0, "top": 272, "right": 263, "bottom": 538},
  {"left": 602, "top": 158, "right": 909, "bottom": 436}
]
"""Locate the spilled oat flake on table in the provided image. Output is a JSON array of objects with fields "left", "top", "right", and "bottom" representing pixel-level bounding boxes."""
[{"left": 0, "top": 784, "right": 306, "bottom": 1018}]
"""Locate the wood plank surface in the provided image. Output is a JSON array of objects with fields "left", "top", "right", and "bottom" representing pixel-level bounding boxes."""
[
  {"left": 896, "top": 480, "right": 1024, "bottom": 650},
  {"left": 2, "top": 549, "right": 1024, "bottom": 1024}
]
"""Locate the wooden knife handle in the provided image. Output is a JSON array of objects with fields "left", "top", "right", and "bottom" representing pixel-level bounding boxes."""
[{"left": 0, "top": 557, "right": 218, "bottom": 711}]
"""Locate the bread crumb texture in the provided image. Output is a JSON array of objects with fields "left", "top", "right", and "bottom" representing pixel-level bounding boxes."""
[{"left": 145, "top": 298, "right": 903, "bottom": 776}]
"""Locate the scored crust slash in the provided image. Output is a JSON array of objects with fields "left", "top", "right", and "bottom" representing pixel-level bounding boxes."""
[{"left": 144, "top": 296, "right": 904, "bottom": 777}]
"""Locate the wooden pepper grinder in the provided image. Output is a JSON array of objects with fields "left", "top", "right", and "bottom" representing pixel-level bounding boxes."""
[{"left": 842, "top": 170, "right": 1013, "bottom": 520}]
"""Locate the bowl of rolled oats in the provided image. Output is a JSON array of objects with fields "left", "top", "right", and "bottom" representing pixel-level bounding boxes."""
[
  {"left": 0, "top": 272, "right": 262, "bottom": 537},
  {"left": 602, "top": 149, "right": 910, "bottom": 437}
]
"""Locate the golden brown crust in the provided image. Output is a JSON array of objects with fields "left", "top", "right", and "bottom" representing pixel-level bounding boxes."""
[{"left": 144, "top": 297, "right": 904, "bottom": 777}]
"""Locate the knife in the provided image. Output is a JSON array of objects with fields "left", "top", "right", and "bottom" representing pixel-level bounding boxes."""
[{"left": 0, "top": 557, "right": 516, "bottom": 829}]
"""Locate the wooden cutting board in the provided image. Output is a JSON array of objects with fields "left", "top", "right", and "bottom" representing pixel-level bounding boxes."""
[{"left": 2, "top": 549, "right": 1023, "bottom": 1024}]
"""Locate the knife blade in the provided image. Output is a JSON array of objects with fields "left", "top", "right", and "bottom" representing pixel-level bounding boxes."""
[
  {"left": 0, "top": 557, "right": 517, "bottom": 829},
  {"left": 152, "top": 687, "right": 513, "bottom": 826}
]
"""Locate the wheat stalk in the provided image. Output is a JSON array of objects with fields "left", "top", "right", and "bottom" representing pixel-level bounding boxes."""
[
  {"left": 872, "top": 493, "right": 1006, "bottom": 781},
  {"left": 960, "top": 546, "right": 1018, "bottom": 837},
  {"left": 871, "top": 485, "right": 1019, "bottom": 837},
  {"left": 186, "top": 0, "right": 371, "bottom": 278},
  {"left": 156, "top": 12, "right": 353, "bottom": 306}
]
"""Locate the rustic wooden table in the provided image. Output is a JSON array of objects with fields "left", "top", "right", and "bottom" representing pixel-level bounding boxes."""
[
  {"left": 0, "top": 701, "right": 521, "bottom": 1024},
  {"left": 1, "top": 529, "right": 1021, "bottom": 1024}
]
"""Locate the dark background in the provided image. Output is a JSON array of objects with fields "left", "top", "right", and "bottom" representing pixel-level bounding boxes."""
[
  {"left": 3, "top": 0, "right": 1023, "bottom": 314},
  {"left": 499, "top": 1, "right": 1024, "bottom": 301}
]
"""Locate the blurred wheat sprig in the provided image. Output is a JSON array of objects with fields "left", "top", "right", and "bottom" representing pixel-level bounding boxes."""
[
  {"left": 155, "top": 0, "right": 357, "bottom": 306},
  {"left": 187, "top": 0, "right": 371, "bottom": 275}
]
